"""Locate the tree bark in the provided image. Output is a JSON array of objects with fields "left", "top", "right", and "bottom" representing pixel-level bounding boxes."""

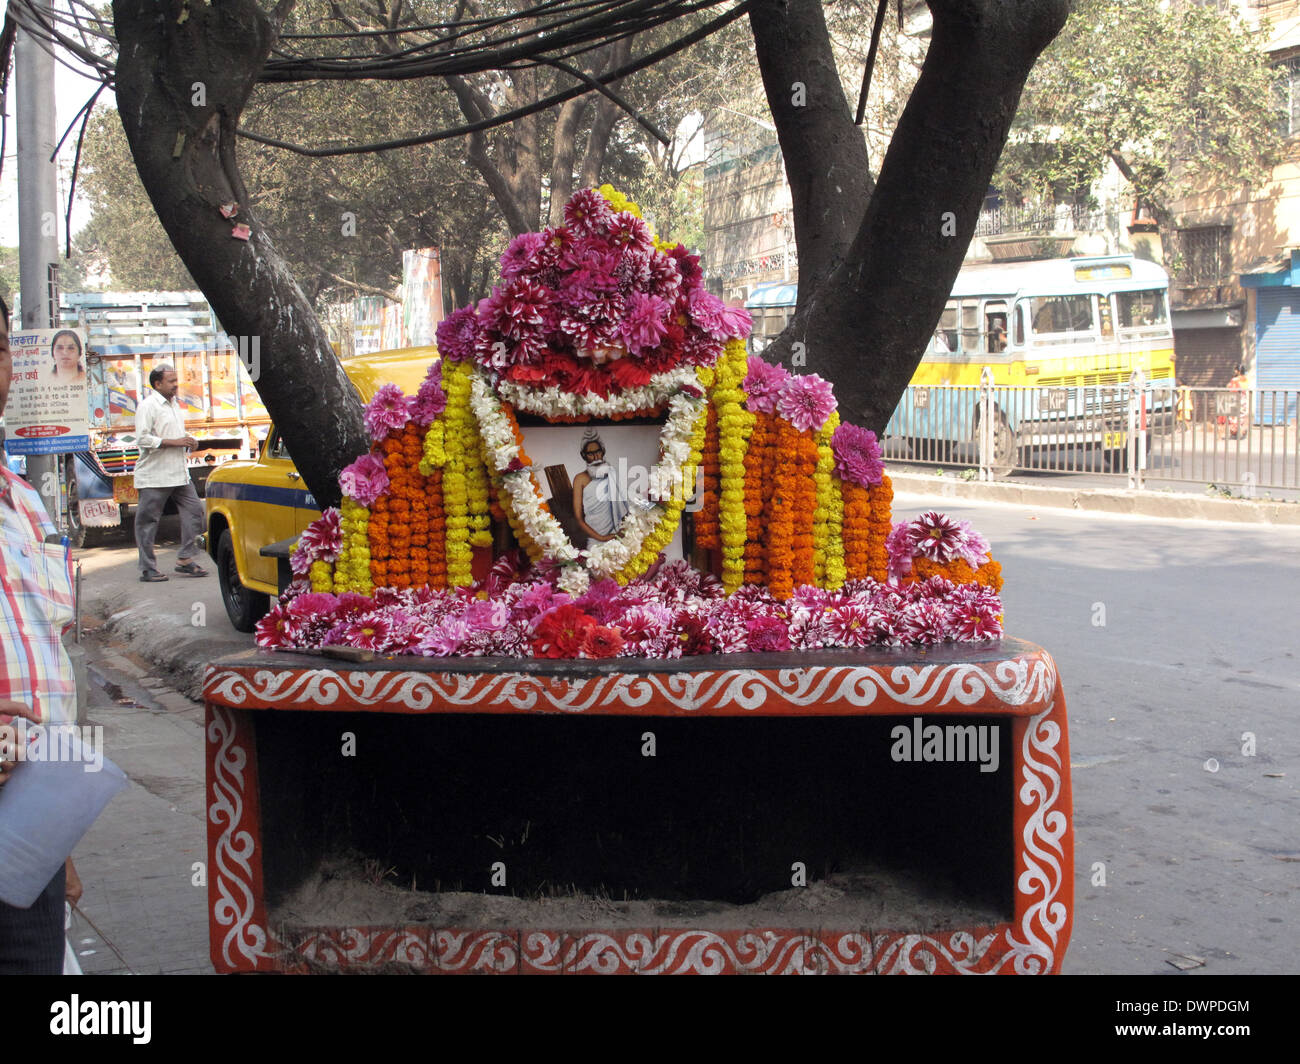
[
  {"left": 754, "top": 0, "right": 1072, "bottom": 433},
  {"left": 112, "top": 0, "right": 365, "bottom": 509}
]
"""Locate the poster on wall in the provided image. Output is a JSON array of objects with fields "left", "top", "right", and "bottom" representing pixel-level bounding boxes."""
[{"left": 3, "top": 328, "right": 91, "bottom": 455}]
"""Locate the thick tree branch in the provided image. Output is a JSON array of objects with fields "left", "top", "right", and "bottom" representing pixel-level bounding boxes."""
[
  {"left": 111, "top": 0, "right": 367, "bottom": 508},
  {"left": 760, "top": 0, "right": 1072, "bottom": 433},
  {"left": 748, "top": 0, "right": 873, "bottom": 297}
]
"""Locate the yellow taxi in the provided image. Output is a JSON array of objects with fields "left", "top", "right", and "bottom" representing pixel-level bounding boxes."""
[{"left": 204, "top": 347, "right": 434, "bottom": 630}]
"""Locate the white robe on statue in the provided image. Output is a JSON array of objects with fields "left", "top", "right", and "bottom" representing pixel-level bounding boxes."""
[{"left": 581, "top": 461, "right": 629, "bottom": 537}]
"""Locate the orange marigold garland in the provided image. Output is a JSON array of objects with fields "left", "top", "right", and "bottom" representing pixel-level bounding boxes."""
[
  {"left": 766, "top": 419, "right": 800, "bottom": 599},
  {"left": 743, "top": 411, "right": 774, "bottom": 584},
  {"left": 790, "top": 429, "right": 819, "bottom": 588},
  {"left": 841, "top": 480, "right": 873, "bottom": 582},
  {"left": 695, "top": 403, "right": 721, "bottom": 550},
  {"left": 866, "top": 474, "right": 893, "bottom": 583}
]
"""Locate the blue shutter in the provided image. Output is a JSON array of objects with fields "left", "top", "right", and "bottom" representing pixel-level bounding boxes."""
[{"left": 1253, "top": 289, "right": 1300, "bottom": 424}]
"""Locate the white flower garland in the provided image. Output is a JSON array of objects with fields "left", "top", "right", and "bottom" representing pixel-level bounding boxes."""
[
  {"left": 495, "top": 365, "right": 700, "bottom": 420},
  {"left": 471, "top": 366, "right": 707, "bottom": 583}
]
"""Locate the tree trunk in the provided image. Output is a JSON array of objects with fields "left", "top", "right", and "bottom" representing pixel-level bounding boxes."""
[
  {"left": 754, "top": 0, "right": 1072, "bottom": 433},
  {"left": 111, "top": 0, "right": 365, "bottom": 509}
]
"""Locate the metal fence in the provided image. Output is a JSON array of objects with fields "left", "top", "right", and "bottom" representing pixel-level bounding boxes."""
[{"left": 885, "top": 378, "right": 1300, "bottom": 494}]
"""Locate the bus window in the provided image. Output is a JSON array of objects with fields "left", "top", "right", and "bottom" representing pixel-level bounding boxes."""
[
  {"left": 1115, "top": 289, "right": 1168, "bottom": 330},
  {"left": 983, "top": 301, "right": 1008, "bottom": 353},
  {"left": 930, "top": 305, "right": 958, "bottom": 354},
  {"left": 1097, "top": 294, "right": 1113, "bottom": 339},
  {"left": 1028, "top": 295, "right": 1095, "bottom": 342},
  {"left": 960, "top": 301, "right": 981, "bottom": 353},
  {"left": 1012, "top": 303, "right": 1026, "bottom": 347}
]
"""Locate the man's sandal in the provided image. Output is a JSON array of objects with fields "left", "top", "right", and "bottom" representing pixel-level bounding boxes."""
[
  {"left": 140, "top": 570, "right": 169, "bottom": 582},
  {"left": 175, "top": 561, "right": 210, "bottom": 577}
]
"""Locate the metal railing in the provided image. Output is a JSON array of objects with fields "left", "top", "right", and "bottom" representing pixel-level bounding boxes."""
[{"left": 884, "top": 378, "right": 1300, "bottom": 494}]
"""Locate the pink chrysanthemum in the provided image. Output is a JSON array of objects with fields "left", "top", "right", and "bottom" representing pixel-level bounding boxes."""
[
  {"left": 825, "top": 603, "right": 875, "bottom": 648},
  {"left": 255, "top": 605, "right": 300, "bottom": 648},
  {"left": 687, "top": 288, "right": 730, "bottom": 340},
  {"left": 563, "top": 188, "right": 614, "bottom": 234},
  {"left": 337, "top": 611, "right": 395, "bottom": 652},
  {"left": 363, "top": 383, "right": 412, "bottom": 441},
  {"left": 746, "top": 615, "right": 791, "bottom": 652},
  {"left": 499, "top": 232, "right": 547, "bottom": 280},
  {"left": 905, "top": 510, "right": 966, "bottom": 563},
  {"left": 418, "top": 617, "right": 471, "bottom": 657},
  {"left": 435, "top": 305, "right": 479, "bottom": 362},
  {"left": 776, "top": 373, "right": 836, "bottom": 432},
  {"left": 743, "top": 357, "right": 789, "bottom": 415},
  {"left": 900, "top": 599, "right": 949, "bottom": 645},
  {"left": 411, "top": 375, "right": 447, "bottom": 426},
  {"left": 831, "top": 423, "right": 884, "bottom": 487},
  {"left": 620, "top": 291, "right": 670, "bottom": 355},
  {"left": 952, "top": 519, "right": 991, "bottom": 568},
  {"left": 607, "top": 211, "right": 654, "bottom": 253},
  {"left": 292, "top": 508, "right": 342, "bottom": 573},
  {"left": 339, "top": 453, "right": 389, "bottom": 507},
  {"left": 952, "top": 602, "right": 1003, "bottom": 641},
  {"left": 886, "top": 522, "right": 914, "bottom": 578},
  {"left": 479, "top": 278, "right": 553, "bottom": 342},
  {"left": 720, "top": 304, "right": 753, "bottom": 339}
]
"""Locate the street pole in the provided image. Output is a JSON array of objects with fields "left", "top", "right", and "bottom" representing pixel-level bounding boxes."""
[{"left": 15, "top": 22, "right": 63, "bottom": 522}]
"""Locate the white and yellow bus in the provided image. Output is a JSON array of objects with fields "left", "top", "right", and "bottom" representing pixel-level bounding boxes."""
[{"left": 747, "top": 255, "right": 1176, "bottom": 467}]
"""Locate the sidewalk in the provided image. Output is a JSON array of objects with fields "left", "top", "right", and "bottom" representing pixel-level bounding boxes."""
[
  {"left": 887, "top": 469, "right": 1300, "bottom": 525},
  {"left": 68, "top": 634, "right": 214, "bottom": 974}
]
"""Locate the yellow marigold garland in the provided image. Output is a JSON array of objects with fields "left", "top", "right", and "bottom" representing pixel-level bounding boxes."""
[
  {"left": 442, "top": 361, "right": 476, "bottom": 587},
  {"left": 813, "top": 412, "right": 844, "bottom": 587},
  {"left": 333, "top": 497, "right": 372, "bottom": 595},
  {"left": 711, "top": 339, "right": 751, "bottom": 594}
]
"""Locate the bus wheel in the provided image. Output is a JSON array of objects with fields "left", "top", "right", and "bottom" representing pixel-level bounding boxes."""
[{"left": 987, "top": 415, "right": 1017, "bottom": 478}]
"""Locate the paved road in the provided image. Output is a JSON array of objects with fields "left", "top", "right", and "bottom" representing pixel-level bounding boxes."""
[
  {"left": 889, "top": 493, "right": 1300, "bottom": 975},
  {"left": 63, "top": 497, "right": 1299, "bottom": 975}
]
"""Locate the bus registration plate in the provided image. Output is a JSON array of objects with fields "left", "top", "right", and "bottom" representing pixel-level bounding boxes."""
[{"left": 1103, "top": 431, "right": 1127, "bottom": 449}]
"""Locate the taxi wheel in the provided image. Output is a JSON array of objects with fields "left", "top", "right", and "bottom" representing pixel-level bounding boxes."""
[{"left": 217, "top": 529, "right": 269, "bottom": 633}]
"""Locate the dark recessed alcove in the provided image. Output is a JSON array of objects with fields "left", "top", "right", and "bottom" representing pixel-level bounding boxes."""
[{"left": 255, "top": 710, "right": 1014, "bottom": 920}]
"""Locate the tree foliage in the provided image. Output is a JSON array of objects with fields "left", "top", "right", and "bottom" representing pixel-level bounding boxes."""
[{"left": 995, "top": 0, "right": 1281, "bottom": 219}]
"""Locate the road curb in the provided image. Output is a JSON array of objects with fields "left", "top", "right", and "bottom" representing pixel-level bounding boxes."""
[{"left": 887, "top": 472, "right": 1300, "bottom": 524}]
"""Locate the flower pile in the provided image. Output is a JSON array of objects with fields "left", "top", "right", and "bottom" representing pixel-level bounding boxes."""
[
  {"left": 258, "top": 559, "right": 1004, "bottom": 658},
  {"left": 434, "top": 185, "right": 750, "bottom": 414},
  {"left": 272, "top": 184, "right": 1009, "bottom": 659}
]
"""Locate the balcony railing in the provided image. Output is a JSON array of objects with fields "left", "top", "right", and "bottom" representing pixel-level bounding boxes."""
[{"left": 975, "top": 201, "right": 1103, "bottom": 237}]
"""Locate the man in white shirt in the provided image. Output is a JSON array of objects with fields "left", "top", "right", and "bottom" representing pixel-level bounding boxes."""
[{"left": 133, "top": 365, "right": 207, "bottom": 582}]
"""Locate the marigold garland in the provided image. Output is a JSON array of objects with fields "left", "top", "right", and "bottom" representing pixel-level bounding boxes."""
[
  {"left": 334, "top": 498, "right": 372, "bottom": 595},
  {"left": 817, "top": 412, "right": 847, "bottom": 590},
  {"left": 695, "top": 402, "right": 721, "bottom": 551},
  {"left": 712, "top": 339, "right": 752, "bottom": 594},
  {"left": 841, "top": 479, "right": 873, "bottom": 581},
  {"left": 743, "top": 410, "right": 774, "bottom": 584},
  {"left": 866, "top": 474, "right": 893, "bottom": 583},
  {"left": 441, "top": 360, "right": 479, "bottom": 587}
]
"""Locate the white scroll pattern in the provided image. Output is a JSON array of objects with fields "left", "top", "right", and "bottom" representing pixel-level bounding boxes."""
[
  {"left": 208, "top": 706, "right": 269, "bottom": 969},
  {"left": 204, "top": 656, "right": 1057, "bottom": 716}
]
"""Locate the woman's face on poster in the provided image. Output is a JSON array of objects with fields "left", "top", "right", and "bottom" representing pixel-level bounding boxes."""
[{"left": 52, "top": 333, "right": 82, "bottom": 374}]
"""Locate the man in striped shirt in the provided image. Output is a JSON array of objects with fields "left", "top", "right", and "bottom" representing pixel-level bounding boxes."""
[{"left": 0, "top": 295, "right": 83, "bottom": 973}]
